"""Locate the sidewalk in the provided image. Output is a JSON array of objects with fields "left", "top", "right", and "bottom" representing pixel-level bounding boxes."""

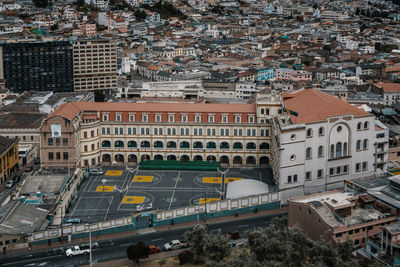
[{"left": 5, "top": 207, "right": 288, "bottom": 257}]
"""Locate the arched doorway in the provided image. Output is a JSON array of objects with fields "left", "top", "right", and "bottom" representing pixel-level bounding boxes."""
[
  {"left": 193, "top": 155, "right": 203, "bottom": 161},
  {"left": 246, "top": 156, "right": 256, "bottom": 165},
  {"left": 154, "top": 154, "right": 163, "bottom": 160},
  {"left": 181, "top": 155, "right": 190, "bottom": 162},
  {"left": 128, "top": 154, "right": 137, "bottom": 163},
  {"left": 260, "top": 156, "right": 269, "bottom": 165},
  {"left": 260, "top": 142, "right": 270, "bottom": 150},
  {"left": 233, "top": 156, "right": 243, "bottom": 165},
  {"left": 154, "top": 141, "right": 163, "bottom": 148},
  {"left": 141, "top": 154, "right": 150, "bottom": 161},
  {"left": 167, "top": 141, "right": 177, "bottom": 148},
  {"left": 246, "top": 142, "right": 256, "bottom": 150},
  {"left": 167, "top": 155, "right": 177, "bottom": 160},
  {"left": 115, "top": 154, "right": 124, "bottom": 163},
  {"left": 102, "top": 140, "right": 111, "bottom": 148},
  {"left": 102, "top": 154, "right": 111, "bottom": 163},
  {"left": 206, "top": 155, "right": 216, "bottom": 162},
  {"left": 220, "top": 155, "right": 229, "bottom": 164}
]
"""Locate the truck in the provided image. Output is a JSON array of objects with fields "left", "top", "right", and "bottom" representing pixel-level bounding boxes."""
[
  {"left": 163, "top": 240, "right": 190, "bottom": 251},
  {"left": 65, "top": 245, "right": 90, "bottom": 257}
]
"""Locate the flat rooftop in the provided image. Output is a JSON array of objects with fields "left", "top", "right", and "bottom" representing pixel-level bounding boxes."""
[{"left": 20, "top": 174, "right": 67, "bottom": 195}]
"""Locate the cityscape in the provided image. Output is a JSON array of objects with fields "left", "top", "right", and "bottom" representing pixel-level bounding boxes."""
[{"left": 0, "top": 0, "right": 399, "bottom": 265}]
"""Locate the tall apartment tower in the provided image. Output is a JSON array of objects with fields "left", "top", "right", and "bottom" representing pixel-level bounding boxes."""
[
  {"left": 0, "top": 41, "right": 74, "bottom": 93},
  {"left": 73, "top": 39, "right": 117, "bottom": 92}
]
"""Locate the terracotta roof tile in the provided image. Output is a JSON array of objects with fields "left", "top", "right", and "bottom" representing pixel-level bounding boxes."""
[
  {"left": 283, "top": 89, "right": 370, "bottom": 124},
  {"left": 374, "top": 83, "right": 400, "bottom": 93}
]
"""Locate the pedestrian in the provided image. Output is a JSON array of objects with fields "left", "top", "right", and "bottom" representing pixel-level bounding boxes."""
[
  {"left": 3, "top": 246, "right": 6, "bottom": 255},
  {"left": 28, "top": 243, "right": 32, "bottom": 251},
  {"left": 48, "top": 239, "right": 51, "bottom": 246}
]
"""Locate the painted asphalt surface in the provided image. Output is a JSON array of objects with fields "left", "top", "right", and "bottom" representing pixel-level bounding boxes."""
[{"left": 64, "top": 167, "right": 274, "bottom": 223}]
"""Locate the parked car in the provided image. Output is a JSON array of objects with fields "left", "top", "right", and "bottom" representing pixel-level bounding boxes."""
[
  {"left": 65, "top": 245, "right": 90, "bottom": 257},
  {"left": 226, "top": 230, "right": 240, "bottom": 240},
  {"left": 13, "top": 176, "right": 20, "bottom": 183},
  {"left": 34, "top": 157, "right": 40, "bottom": 164},
  {"left": 136, "top": 202, "right": 153, "bottom": 211},
  {"left": 89, "top": 168, "right": 103, "bottom": 175},
  {"left": 5, "top": 180, "right": 15, "bottom": 188},
  {"left": 163, "top": 240, "right": 189, "bottom": 251},
  {"left": 25, "top": 166, "right": 33, "bottom": 172},
  {"left": 149, "top": 245, "right": 160, "bottom": 254}
]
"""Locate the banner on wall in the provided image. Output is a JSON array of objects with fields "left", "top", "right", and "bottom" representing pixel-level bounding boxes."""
[{"left": 51, "top": 124, "right": 61, "bottom": 138}]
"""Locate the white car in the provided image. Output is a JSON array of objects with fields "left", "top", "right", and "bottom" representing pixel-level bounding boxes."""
[
  {"left": 89, "top": 168, "right": 103, "bottom": 175},
  {"left": 136, "top": 203, "right": 153, "bottom": 211},
  {"left": 65, "top": 245, "right": 90, "bottom": 257},
  {"left": 163, "top": 240, "right": 189, "bottom": 251}
]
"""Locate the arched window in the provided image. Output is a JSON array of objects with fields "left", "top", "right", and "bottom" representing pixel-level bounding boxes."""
[
  {"left": 306, "top": 128, "right": 313, "bottom": 137},
  {"left": 357, "top": 122, "right": 362, "bottom": 130},
  {"left": 306, "top": 147, "right": 312, "bottom": 159},
  {"left": 364, "top": 121, "right": 369, "bottom": 129},
  {"left": 318, "top": 146, "right": 324, "bottom": 157},
  {"left": 356, "top": 140, "right": 361, "bottom": 150},
  {"left": 318, "top": 127, "right": 324, "bottom": 136},
  {"left": 343, "top": 142, "right": 348, "bottom": 156},
  {"left": 336, "top": 142, "right": 342, "bottom": 158},
  {"left": 330, "top": 144, "right": 334, "bottom": 158},
  {"left": 363, "top": 139, "right": 369, "bottom": 150}
]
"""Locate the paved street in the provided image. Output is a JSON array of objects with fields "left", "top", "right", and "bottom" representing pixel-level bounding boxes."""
[{"left": 0, "top": 212, "right": 286, "bottom": 267}]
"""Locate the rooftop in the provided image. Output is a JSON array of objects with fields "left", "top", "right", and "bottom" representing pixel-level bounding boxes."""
[
  {"left": 20, "top": 174, "right": 68, "bottom": 195},
  {"left": 0, "top": 113, "right": 46, "bottom": 129}
]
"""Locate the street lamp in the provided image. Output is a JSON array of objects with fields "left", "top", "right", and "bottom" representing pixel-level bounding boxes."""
[
  {"left": 101, "top": 178, "right": 107, "bottom": 193},
  {"left": 218, "top": 168, "right": 229, "bottom": 200},
  {"left": 86, "top": 223, "right": 92, "bottom": 267}
]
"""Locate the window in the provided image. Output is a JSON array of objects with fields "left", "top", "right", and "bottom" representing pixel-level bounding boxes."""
[
  {"left": 142, "top": 115, "right": 148, "bottom": 122},
  {"left": 363, "top": 139, "right": 369, "bottom": 150},
  {"left": 129, "top": 115, "right": 135, "bottom": 122},
  {"left": 146, "top": 128, "right": 150, "bottom": 135},
  {"left": 288, "top": 175, "right": 292, "bottom": 183},
  {"left": 208, "top": 116, "right": 214, "bottom": 123},
  {"left": 293, "top": 174, "right": 297, "bottom": 182},
  {"left": 182, "top": 115, "right": 187, "bottom": 122},
  {"left": 290, "top": 134, "right": 296, "bottom": 141},
  {"left": 63, "top": 138, "right": 68, "bottom": 146},
  {"left": 336, "top": 233, "right": 343, "bottom": 238},
  {"left": 318, "top": 146, "right": 324, "bottom": 157},
  {"left": 56, "top": 138, "right": 60, "bottom": 146},
  {"left": 290, "top": 154, "right": 296, "bottom": 161},
  {"left": 306, "top": 128, "right": 313, "bottom": 137},
  {"left": 336, "top": 166, "right": 341, "bottom": 174},
  {"left": 185, "top": 128, "right": 189, "bottom": 135},
  {"left": 356, "top": 140, "right": 361, "bottom": 151},
  {"left": 114, "top": 128, "right": 118, "bottom": 135},
  {"left": 336, "top": 142, "right": 342, "bottom": 158},
  {"left": 317, "top": 169, "right": 323, "bottom": 179},
  {"left": 356, "top": 163, "right": 361, "bottom": 172},
  {"left": 169, "top": 115, "right": 174, "bottom": 122},
  {"left": 247, "top": 129, "right": 251, "bottom": 136},
  {"left": 362, "top": 161, "right": 368, "bottom": 170},
  {"left": 306, "top": 147, "right": 312, "bottom": 159},
  {"left": 222, "top": 116, "right": 227, "bottom": 123},
  {"left": 63, "top": 152, "right": 68, "bottom": 160},
  {"left": 119, "top": 128, "right": 123, "bottom": 135},
  {"left": 337, "top": 126, "right": 342, "bottom": 132},
  {"left": 305, "top": 171, "right": 312, "bottom": 181},
  {"left": 107, "top": 128, "right": 111, "bottom": 134},
  {"left": 194, "top": 129, "right": 198, "bottom": 135},
  {"left": 355, "top": 229, "right": 360, "bottom": 233},
  {"left": 84, "top": 131, "right": 87, "bottom": 138},
  {"left": 180, "top": 128, "right": 184, "bottom": 135},
  {"left": 234, "top": 129, "right": 238, "bottom": 136},
  {"left": 235, "top": 116, "right": 241, "bottom": 123},
  {"left": 132, "top": 128, "right": 136, "bottom": 134},
  {"left": 329, "top": 167, "right": 334, "bottom": 176},
  {"left": 48, "top": 152, "right": 54, "bottom": 160},
  {"left": 141, "top": 128, "right": 144, "bottom": 135},
  {"left": 239, "top": 129, "right": 242, "bottom": 136},
  {"left": 318, "top": 127, "right": 324, "bottom": 136},
  {"left": 103, "top": 115, "right": 108, "bottom": 121},
  {"left": 102, "top": 127, "right": 105, "bottom": 134},
  {"left": 155, "top": 115, "right": 161, "bottom": 122},
  {"left": 343, "top": 142, "right": 348, "bottom": 156},
  {"left": 128, "top": 128, "right": 132, "bottom": 135},
  {"left": 225, "top": 129, "right": 229, "bottom": 136},
  {"left": 220, "top": 129, "right": 224, "bottom": 136},
  {"left": 56, "top": 152, "right": 61, "bottom": 160},
  {"left": 261, "top": 129, "right": 264, "bottom": 136},
  {"left": 364, "top": 121, "right": 369, "bottom": 129},
  {"left": 207, "top": 129, "right": 211, "bottom": 136},
  {"left": 48, "top": 138, "right": 53, "bottom": 146},
  {"left": 116, "top": 115, "right": 121, "bottom": 121},
  {"left": 343, "top": 165, "right": 349, "bottom": 173},
  {"left": 357, "top": 122, "right": 362, "bottom": 130},
  {"left": 195, "top": 116, "right": 201, "bottom": 122},
  {"left": 252, "top": 129, "right": 256, "bottom": 136},
  {"left": 249, "top": 117, "right": 254, "bottom": 123},
  {"left": 84, "top": 145, "right": 88, "bottom": 152}
]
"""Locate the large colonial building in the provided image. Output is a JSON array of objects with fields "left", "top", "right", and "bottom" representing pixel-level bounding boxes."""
[
  {"left": 277, "top": 89, "right": 389, "bottom": 202},
  {"left": 40, "top": 98, "right": 282, "bottom": 169}
]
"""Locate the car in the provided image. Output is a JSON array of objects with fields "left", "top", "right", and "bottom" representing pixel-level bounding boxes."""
[
  {"left": 136, "top": 202, "right": 153, "bottom": 211},
  {"left": 34, "top": 157, "right": 40, "bottom": 164},
  {"left": 25, "top": 166, "right": 33, "bottom": 172},
  {"left": 163, "top": 240, "right": 189, "bottom": 251},
  {"left": 66, "top": 218, "right": 81, "bottom": 224},
  {"left": 65, "top": 245, "right": 90, "bottom": 257},
  {"left": 89, "top": 168, "right": 103, "bottom": 175},
  {"left": 226, "top": 230, "right": 240, "bottom": 240},
  {"left": 5, "top": 180, "right": 15, "bottom": 188},
  {"left": 149, "top": 245, "right": 160, "bottom": 254},
  {"left": 12, "top": 176, "right": 20, "bottom": 183}
]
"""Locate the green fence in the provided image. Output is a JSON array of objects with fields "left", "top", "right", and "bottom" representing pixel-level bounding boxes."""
[{"left": 140, "top": 160, "right": 221, "bottom": 171}]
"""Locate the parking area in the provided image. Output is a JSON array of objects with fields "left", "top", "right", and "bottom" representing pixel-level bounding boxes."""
[{"left": 65, "top": 167, "right": 274, "bottom": 223}]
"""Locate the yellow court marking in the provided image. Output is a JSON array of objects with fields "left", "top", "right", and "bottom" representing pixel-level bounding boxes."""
[
  {"left": 225, "top": 178, "right": 244, "bottom": 183},
  {"left": 121, "top": 196, "right": 145, "bottom": 204},
  {"left": 105, "top": 170, "right": 123, "bottom": 176},
  {"left": 199, "top": 198, "right": 220, "bottom": 204},
  {"left": 133, "top": 176, "right": 154, "bottom": 182},
  {"left": 202, "top": 177, "right": 222, "bottom": 184},
  {"left": 96, "top": 185, "right": 115, "bottom": 192}
]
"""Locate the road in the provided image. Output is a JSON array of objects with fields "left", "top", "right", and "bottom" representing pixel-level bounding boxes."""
[{"left": 0, "top": 212, "right": 286, "bottom": 267}]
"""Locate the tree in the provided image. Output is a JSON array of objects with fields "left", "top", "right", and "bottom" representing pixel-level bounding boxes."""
[
  {"left": 126, "top": 241, "right": 150, "bottom": 263},
  {"left": 204, "top": 234, "right": 230, "bottom": 262},
  {"left": 184, "top": 224, "right": 208, "bottom": 258},
  {"left": 178, "top": 250, "right": 194, "bottom": 265}
]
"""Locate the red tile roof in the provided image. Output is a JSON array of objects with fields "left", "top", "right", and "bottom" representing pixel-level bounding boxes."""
[
  {"left": 374, "top": 83, "right": 400, "bottom": 93},
  {"left": 283, "top": 89, "right": 370, "bottom": 124},
  {"left": 49, "top": 102, "right": 256, "bottom": 120}
]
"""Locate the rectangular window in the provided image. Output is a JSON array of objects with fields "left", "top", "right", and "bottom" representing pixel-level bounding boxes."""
[
  {"left": 209, "top": 116, "right": 214, "bottom": 123},
  {"left": 305, "top": 171, "right": 311, "bottom": 181},
  {"left": 199, "top": 128, "right": 203, "bottom": 135},
  {"left": 239, "top": 129, "right": 243, "bottom": 136},
  {"left": 156, "top": 115, "right": 161, "bottom": 122},
  {"left": 173, "top": 128, "right": 176, "bottom": 135},
  {"left": 63, "top": 138, "right": 68, "bottom": 146},
  {"left": 222, "top": 116, "right": 227, "bottom": 123},
  {"left": 220, "top": 129, "right": 224, "bottom": 136},
  {"left": 317, "top": 169, "right": 323, "bottom": 179},
  {"left": 91, "top": 144, "right": 95, "bottom": 151},
  {"left": 103, "top": 115, "right": 108, "bottom": 121},
  {"left": 362, "top": 161, "right": 368, "bottom": 170},
  {"left": 293, "top": 174, "right": 297, "bottom": 182},
  {"left": 142, "top": 115, "right": 148, "bottom": 122},
  {"left": 146, "top": 128, "right": 150, "bottom": 135},
  {"left": 63, "top": 152, "right": 68, "bottom": 160},
  {"left": 141, "top": 128, "right": 144, "bottom": 135},
  {"left": 48, "top": 138, "right": 53, "bottom": 146},
  {"left": 356, "top": 163, "right": 361, "bottom": 172},
  {"left": 336, "top": 166, "right": 341, "bottom": 174},
  {"left": 182, "top": 116, "right": 187, "bottom": 122},
  {"left": 159, "top": 128, "right": 163, "bottom": 135},
  {"left": 181, "top": 128, "right": 184, "bottom": 135},
  {"left": 195, "top": 116, "right": 201, "bottom": 123},
  {"left": 128, "top": 128, "right": 132, "bottom": 135},
  {"left": 225, "top": 129, "right": 229, "bottom": 136},
  {"left": 169, "top": 115, "right": 174, "bottom": 122},
  {"left": 329, "top": 167, "right": 334, "bottom": 176},
  {"left": 154, "top": 128, "right": 158, "bottom": 135},
  {"left": 234, "top": 129, "right": 238, "bottom": 136},
  {"left": 114, "top": 128, "right": 118, "bottom": 135},
  {"left": 133, "top": 128, "right": 136, "bottom": 135},
  {"left": 235, "top": 116, "right": 241, "bottom": 123},
  {"left": 288, "top": 175, "right": 292, "bottom": 183},
  {"left": 129, "top": 115, "right": 135, "bottom": 122},
  {"left": 252, "top": 129, "right": 256, "bottom": 136},
  {"left": 119, "top": 128, "right": 123, "bottom": 135},
  {"left": 107, "top": 128, "right": 110, "bottom": 134},
  {"left": 56, "top": 152, "right": 61, "bottom": 160},
  {"left": 247, "top": 129, "right": 251, "bottom": 136},
  {"left": 116, "top": 115, "right": 121, "bottom": 121},
  {"left": 84, "top": 145, "right": 88, "bottom": 152},
  {"left": 185, "top": 128, "right": 189, "bottom": 135},
  {"left": 48, "top": 152, "right": 54, "bottom": 160},
  {"left": 84, "top": 131, "right": 87, "bottom": 138},
  {"left": 343, "top": 165, "right": 349, "bottom": 174},
  {"left": 168, "top": 128, "right": 171, "bottom": 135},
  {"left": 56, "top": 138, "right": 60, "bottom": 146},
  {"left": 249, "top": 117, "right": 254, "bottom": 123},
  {"left": 102, "top": 127, "right": 105, "bottom": 134}
]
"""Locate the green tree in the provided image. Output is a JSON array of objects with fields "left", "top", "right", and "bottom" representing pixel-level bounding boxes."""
[
  {"left": 183, "top": 224, "right": 208, "bottom": 258},
  {"left": 204, "top": 234, "right": 230, "bottom": 262},
  {"left": 178, "top": 250, "right": 194, "bottom": 265},
  {"left": 126, "top": 241, "right": 150, "bottom": 263}
]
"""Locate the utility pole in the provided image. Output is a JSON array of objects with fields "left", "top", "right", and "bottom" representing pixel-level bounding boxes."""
[{"left": 86, "top": 223, "right": 92, "bottom": 267}]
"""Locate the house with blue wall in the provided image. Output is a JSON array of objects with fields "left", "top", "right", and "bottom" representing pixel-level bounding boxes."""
[{"left": 256, "top": 66, "right": 275, "bottom": 83}]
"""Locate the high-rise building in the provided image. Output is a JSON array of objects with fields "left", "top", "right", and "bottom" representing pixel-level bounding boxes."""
[
  {"left": 0, "top": 41, "right": 74, "bottom": 93},
  {"left": 73, "top": 39, "right": 117, "bottom": 92}
]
